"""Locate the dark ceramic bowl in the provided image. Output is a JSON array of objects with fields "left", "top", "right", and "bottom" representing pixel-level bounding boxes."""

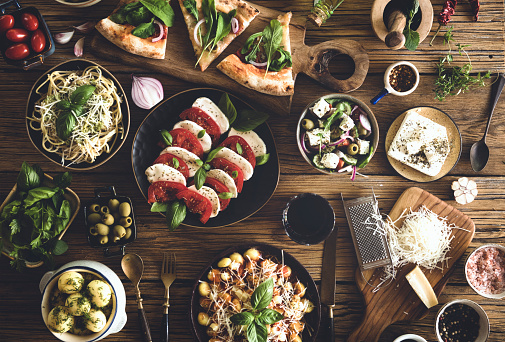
[{"left": 189, "top": 243, "right": 321, "bottom": 342}]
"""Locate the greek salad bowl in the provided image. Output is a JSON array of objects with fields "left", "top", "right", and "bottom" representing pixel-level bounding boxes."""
[{"left": 297, "top": 94, "right": 379, "bottom": 179}]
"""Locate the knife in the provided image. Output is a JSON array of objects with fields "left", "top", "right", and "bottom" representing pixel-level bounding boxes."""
[{"left": 320, "top": 228, "right": 338, "bottom": 342}]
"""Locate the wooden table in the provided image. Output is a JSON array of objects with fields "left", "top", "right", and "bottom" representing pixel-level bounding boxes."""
[{"left": 1, "top": 0, "right": 505, "bottom": 341}]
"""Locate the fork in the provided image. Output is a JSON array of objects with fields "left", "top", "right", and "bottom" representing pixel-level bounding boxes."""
[{"left": 160, "top": 252, "right": 176, "bottom": 342}]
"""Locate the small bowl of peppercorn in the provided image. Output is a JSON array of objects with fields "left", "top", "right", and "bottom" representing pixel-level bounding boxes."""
[
  {"left": 435, "top": 299, "right": 490, "bottom": 342},
  {"left": 371, "top": 61, "right": 419, "bottom": 104}
]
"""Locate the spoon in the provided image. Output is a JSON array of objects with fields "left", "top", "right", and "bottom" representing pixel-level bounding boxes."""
[
  {"left": 122, "top": 253, "right": 152, "bottom": 342},
  {"left": 470, "top": 73, "right": 505, "bottom": 172}
]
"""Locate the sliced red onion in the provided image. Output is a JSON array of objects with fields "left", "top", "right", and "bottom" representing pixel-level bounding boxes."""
[
  {"left": 249, "top": 60, "right": 268, "bottom": 68},
  {"left": 74, "top": 37, "right": 84, "bottom": 57},
  {"left": 152, "top": 20, "right": 164, "bottom": 43},
  {"left": 351, "top": 166, "right": 356, "bottom": 181},
  {"left": 131, "top": 75, "right": 164, "bottom": 110},
  {"left": 54, "top": 30, "right": 74, "bottom": 44},
  {"left": 231, "top": 17, "right": 239, "bottom": 34},
  {"left": 329, "top": 138, "right": 345, "bottom": 146},
  {"left": 351, "top": 105, "right": 359, "bottom": 114},
  {"left": 73, "top": 21, "right": 95, "bottom": 34},
  {"left": 194, "top": 19, "right": 205, "bottom": 47},
  {"left": 338, "top": 165, "right": 353, "bottom": 173},
  {"left": 359, "top": 112, "right": 372, "bottom": 131},
  {"left": 301, "top": 132, "right": 310, "bottom": 154}
]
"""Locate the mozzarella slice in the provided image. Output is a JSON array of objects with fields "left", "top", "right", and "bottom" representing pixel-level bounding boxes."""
[
  {"left": 160, "top": 146, "right": 201, "bottom": 177},
  {"left": 145, "top": 164, "right": 186, "bottom": 185},
  {"left": 207, "top": 169, "right": 238, "bottom": 198},
  {"left": 215, "top": 147, "right": 254, "bottom": 181},
  {"left": 188, "top": 185, "right": 220, "bottom": 218},
  {"left": 193, "top": 97, "right": 229, "bottom": 134},
  {"left": 174, "top": 120, "right": 212, "bottom": 153},
  {"left": 228, "top": 127, "right": 267, "bottom": 157}
]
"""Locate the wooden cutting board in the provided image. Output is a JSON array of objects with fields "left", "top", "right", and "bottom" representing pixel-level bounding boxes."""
[
  {"left": 348, "top": 187, "right": 475, "bottom": 342},
  {"left": 90, "top": 2, "right": 369, "bottom": 115}
]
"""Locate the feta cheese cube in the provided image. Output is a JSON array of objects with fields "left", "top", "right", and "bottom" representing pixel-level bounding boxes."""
[
  {"left": 306, "top": 128, "right": 330, "bottom": 147},
  {"left": 357, "top": 139, "right": 370, "bottom": 155},
  {"left": 339, "top": 114, "right": 355, "bottom": 132},
  {"left": 311, "top": 99, "right": 331, "bottom": 118},
  {"left": 321, "top": 153, "right": 340, "bottom": 169},
  {"left": 334, "top": 149, "right": 345, "bottom": 159}
]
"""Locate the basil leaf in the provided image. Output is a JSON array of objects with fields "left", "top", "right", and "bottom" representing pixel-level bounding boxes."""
[
  {"left": 235, "top": 142, "right": 243, "bottom": 155},
  {"left": 233, "top": 109, "right": 269, "bottom": 132},
  {"left": 206, "top": 147, "right": 224, "bottom": 163},
  {"left": 161, "top": 129, "right": 173, "bottom": 146},
  {"left": 132, "top": 19, "right": 155, "bottom": 39},
  {"left": 218, "top": 192, "right": 232, "bottom": 199},
  {"left": 195, "top": 159, "right": 204, "bottom": 167},
  {"left": 52, "top": 240, "right": 68, "bottom": 256},
  {"left": 24, "top": 187, "right": 58, "bottom": 207},
  {"left": 56, "top": 100, "right": 71, "bottom": 110},
  {"left": 172, "top": 158, "right": 179, "bottom": 169},
  {"left": 17, "top": 162, "right": 42, "bottom": 191},
  {"left": 140, "top": 0, "right": 175, "bottom": 27},
  {"left": 231, "top": 170, "right": 238, "bottom": 179},
  {"left": 246, "top": 321, "right": 268, "bottom": 342},
  {"left": 151, "top": 202, "right": 169, "bottom": 212},
  {"left": 230, "top": 311, "right": 254, "bottom": 326},
  {"left": 255, "top": 153, "right": 270, "bottom": 166},
  {"left": 262, "top": 19, "right": 283, "bottom": 75},
  {"left": 52, "top": 191, "right": 63, "bottom": 211},
  {"left": 53, "top": 172, "right": 72, "bottom": 189},
  {"left": 203, "top": 163, "right": 211, "bottom": 171},
  {"left": 110, "top": 11, "right": 127, "bottom": 24},
  {"left": 194, "top": 167, "right": 207, "bottom": 190},
  {"left": 197, "top": 129, "right": 206, "bottom": 139},
  {"left": 56, "top": 112, "right": 76, "bottom": 141},
  {"left": 256, "top": 308, "right": 284, "bottom": 325},
  {"left": 70, "top": 85, "right": 96, "bottom": 106},
  {"left": 166, "top": 201, "right": 186, "bottom": 231},
  {"left": 403, "top": 28, "right": 420, "bottom": 51},
  {"left": 183, "top": 0, "right": 199, "bottom": 20},
  {"left": 110, "top": 1, "right": 144, "bottom": 24},
  {"left": 218, "top": 93, "right": 237, "bottom": 125},
  {"left": 126, "top": 6, "right": 153, "bottom": 26},
  {"left": 251, "top": 278, "right": 274, "bottom": 310},
  {"left": 55, "top": 200, "right": 71, "bottom": 235}
]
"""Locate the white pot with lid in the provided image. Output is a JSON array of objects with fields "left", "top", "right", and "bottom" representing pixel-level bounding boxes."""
[{"left": 40, "top": 260, "right": 127, "bottom": 341}]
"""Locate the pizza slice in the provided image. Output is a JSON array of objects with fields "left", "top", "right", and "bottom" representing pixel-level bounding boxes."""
[
  {"left": 179, "top": 0, "right": 259, "bottom": 71},
  {"left": 95, "top": 0, "right": 175, "bottom": 59},
  {"left": 217, "top": 12, "right": 294, "bottom": 96}
]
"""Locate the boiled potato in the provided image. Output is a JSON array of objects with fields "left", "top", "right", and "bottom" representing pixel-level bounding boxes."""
[
  {"left": 47, "top": 306, "right": 74, "bottom": 333},
  {"left": 87, "top": 280, "right": 112, "bottom": 308},
  {"left": 65, "top": 293, "right": 91, "bottom": 316},
  {"left": 85, "top": 308, "right": 107, "bottom": 333},
  {"left": 58, "top": 271, "right": 84, "bottom": 294}
]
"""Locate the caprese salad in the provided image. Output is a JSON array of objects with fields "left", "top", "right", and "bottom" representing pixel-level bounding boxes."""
[{"left": 144, "top": 94, "right": 270, "bottom": 230}]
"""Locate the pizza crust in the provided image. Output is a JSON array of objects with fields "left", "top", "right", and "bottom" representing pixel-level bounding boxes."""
[
  {"left": 179, "top": 0, "right": 259, "bottom": 71},
  {"left": 95, "top": 0, "right": 168, "bottom": 59},
  {"left": 216, "top": 12, "right": 295, "bottom": 96}
]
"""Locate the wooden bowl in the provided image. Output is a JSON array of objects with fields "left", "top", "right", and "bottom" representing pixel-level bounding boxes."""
[{"left": 371, "top": 0, "right": 433, "bottom": 49}]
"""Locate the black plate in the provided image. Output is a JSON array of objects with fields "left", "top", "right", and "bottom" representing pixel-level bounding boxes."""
[
  {"left": 189, "top": 243, "right": 321, "bottom": 342},
  {"left": 25, "top": 59, "right": 130, "bottom": 170},
  {"left": 132, "top": 88, "right": 279, "bottom": 228}
]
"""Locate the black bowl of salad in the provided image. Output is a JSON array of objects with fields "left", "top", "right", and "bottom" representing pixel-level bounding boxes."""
[{"left": 296, "top": 94, "right": 379, "bottom": 179}]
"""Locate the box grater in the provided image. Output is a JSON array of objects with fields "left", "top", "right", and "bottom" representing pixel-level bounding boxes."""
[{"left": 342, "top": 195, "right": 392, "bottom": 270}]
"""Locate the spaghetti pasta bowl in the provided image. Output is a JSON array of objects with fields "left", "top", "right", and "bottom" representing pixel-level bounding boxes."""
[{"left": 26, "top": 59, "right": 130, "bottom": 170}]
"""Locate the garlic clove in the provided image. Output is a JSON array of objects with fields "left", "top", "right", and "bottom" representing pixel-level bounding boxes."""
[
  {"left": 454, "top": 189, "right": 464, "bottom": 197},
  {"left": 465, "top": 193, "right": 474, "bottom": 203},
  {"left": 456, "top": 195, "right": 467, "bottom": 205},
  {"left": 467, "top": 180, "right": 477, "bottom": 190},
  {"left": 74, "top": 37, "right": 84, "bottom": 57},
  {"left": 471, "top": 188, "right": 478, "bottom": 196},
  {"left": 451, "top": 181, "right": 460, "bottom": 190},
  {"left": 73, "top": 21, "right": 95, "bottom": 34},
  {"left": 54, "top": 30, "right": 74, "bottom": 44},
  {"left": 458, "top": 177, "right": 469, "bottom": 187}
]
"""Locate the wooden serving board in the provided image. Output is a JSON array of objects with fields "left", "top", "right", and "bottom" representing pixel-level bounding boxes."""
[
  {"left": 348, "top": 187, "right": 475, "bottom": 342},
  {"left": 90, "top": 2, "right": 369, "bottom": 115}
]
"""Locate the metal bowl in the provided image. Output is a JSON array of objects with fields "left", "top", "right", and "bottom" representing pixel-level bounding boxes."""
[{"left": 465, "top": 243, "right": 505, "bottom": 299}]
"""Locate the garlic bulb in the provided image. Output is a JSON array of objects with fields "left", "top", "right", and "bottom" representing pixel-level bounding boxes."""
[{"left": 452, "top": 177, "right": 478, "bottom": 205}]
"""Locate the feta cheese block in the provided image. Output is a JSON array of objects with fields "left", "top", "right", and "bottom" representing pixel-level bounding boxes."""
[
  {"left": 207, "top": 169, "right": 238, "bottom": 198},
  {"left": 215, "top": 147, "right": 254, "bottom": 180},
  {"left": 174, "top": 120, "right": 212, "bottom": 153},
  {"left": 388, "top": 110, "right": 450, "bottom": 177},
  {"left": 357, "top": 138, "right": 370, "bottom": 155},
  {"left": 228, "top": 128, "right": 267, "bottom": 157},
  {"left": 188, "top": 185, "right": 220, "bottom": 218},
  {"left": 145, "top": 164, "right": 186, "bottom": 185},
  {"left": 160, "top": 146, "right": 201, "bottom": 177},
  {"left": 311, "top": 98, "right": 331, "bottom": 118},
  {"left": 306, "top": 128, "right": 331, "bottom": 147},
  {"left": 321, "top": 153, "right": 340, "bottom": 169},
  {"left": 193, "top": 97, "right": 229, "bottom": 134},
  {"left": 339, "top": 114, "right": 355, "bottom": 132}
]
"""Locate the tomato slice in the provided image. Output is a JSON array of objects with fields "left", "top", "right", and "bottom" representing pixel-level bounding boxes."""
[
  {"left": 219, "top": 136, "right": 256, "bottom": 168},
  {"left": 152, "top": 153, "right": 190, "bottom": 179},
  {"left": 167, "top": 128, "right": 204, "bottom": 158},
  {"left": 148, "top": 181, "right": 187, "bottom": 204},
  {"left": 205, "top": 177, "right": 231, "bottom": 211},
  {"left": 180, "top": 107, "right": 221, "bottom": 145},
  {"left": 210, "top": 158, "right": 244, "bottom": 193},
  {"left": 176, "top": 189, "right": 213, "bottom": 224}
]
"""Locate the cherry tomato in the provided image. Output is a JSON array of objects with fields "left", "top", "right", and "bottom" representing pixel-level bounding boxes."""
[
  {"left": 21, "top": 13, "right": 39, "bottom": 31},
  {"left": 176, "top": 189, "right": 213, "bottom": 224},
  {"left": 0, "top": 15, "right": 14, "bottom": 34},
  {"left": 152, "top": 153, "right": 190, "bottom": 179},
  {"left": 179, "top": 107, "right": 221, "bottom": 145},
  {"left": 220, "top": 136, "right": 256, "bottom": 168},
  {"left": 30, "top": 29, "right": 46, "bottom": 53},
  {"left": 6, "top": 28, "right": 29, "bottom": 43},
  {"left": 147, "top": 181, "right": 187, "bottom": 204},
  {"left": 5, "top": 43, "right": 30, "bottom": 60}
]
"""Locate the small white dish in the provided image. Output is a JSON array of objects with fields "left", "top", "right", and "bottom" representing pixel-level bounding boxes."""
[
  {"left": 435, "top": 299, "right": 490, "bottom": 342},
  {"left": 465, "top": 243, "right": 505, "bottom": 299},
  {"left": 371, "top": 61, "right": 420, "bottom": 104},
  {"left": 393, "top": 334, "right": 427, "bottom": 342}
]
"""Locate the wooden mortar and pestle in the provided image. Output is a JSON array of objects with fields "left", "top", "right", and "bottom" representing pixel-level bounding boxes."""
[{"left": 371, "top": 0, "right": 433, "bottom": 50}]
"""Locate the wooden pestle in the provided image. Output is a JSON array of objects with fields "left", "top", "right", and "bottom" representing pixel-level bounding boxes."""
[{"left": 385, "top": 9, "right": 407, "bottom": 50}]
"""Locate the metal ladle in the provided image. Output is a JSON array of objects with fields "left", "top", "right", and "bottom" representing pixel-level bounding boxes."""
[
  {"left": 122, "top": 253, "right": 152, "bottom": 342},
  {"left": 470, "top": 74, "right": 505, "bottom": 172}
]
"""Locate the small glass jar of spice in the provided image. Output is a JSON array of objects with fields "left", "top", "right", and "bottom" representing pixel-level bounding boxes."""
[{"left": 371, "top": 61, "right": 419, "bottom": 104}]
